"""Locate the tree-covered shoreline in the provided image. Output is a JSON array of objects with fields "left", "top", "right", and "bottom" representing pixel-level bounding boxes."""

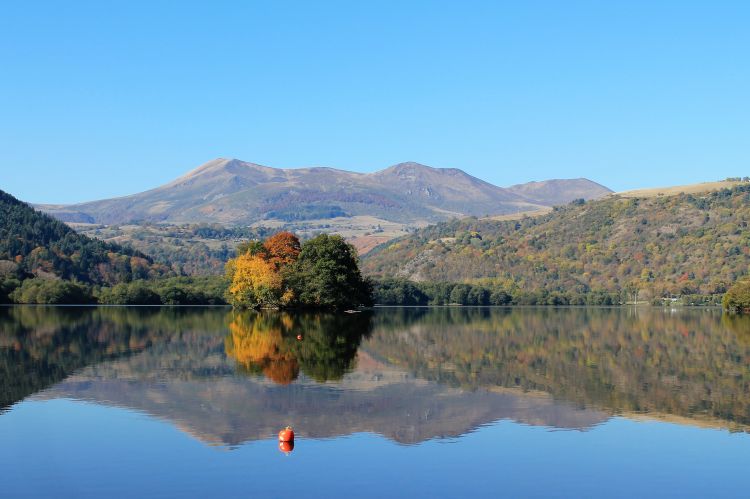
[
  {"left": 373, "top": 278, "right": 723, "bottom": 307},
  {"left": 2, "top": 184, "right": 749, "bottom": 309}
]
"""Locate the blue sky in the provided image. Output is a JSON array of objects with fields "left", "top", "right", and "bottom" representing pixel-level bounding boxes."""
[{"left": 1, "top": 1, "right": 748, "bottom": 203}]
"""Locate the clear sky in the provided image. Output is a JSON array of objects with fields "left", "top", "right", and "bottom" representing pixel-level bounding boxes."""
[{"left": 1, "top": 1, "right": 748, "bottom": 204}]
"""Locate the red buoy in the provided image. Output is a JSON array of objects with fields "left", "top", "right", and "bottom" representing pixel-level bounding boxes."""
[
  {"left": 278, "top": 426, "right": 295, "bottom": 442},
  {"left": 279, "top": 440, "right": 294, "bottom": 454}
]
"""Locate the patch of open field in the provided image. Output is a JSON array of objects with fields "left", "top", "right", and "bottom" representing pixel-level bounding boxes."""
[
  {"left": 482, "top": 207, "right": 552, "bottom": 221},
  {"left": 250, "top": 215, "right": 422, "bottom": 254},
  {"left": 349, "top": 235, "right": 396, "bottom": 255},
  {"left": 616, "top": 180, "right": 746, "bottom": 198}
]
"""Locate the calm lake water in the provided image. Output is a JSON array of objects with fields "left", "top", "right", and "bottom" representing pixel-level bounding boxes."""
[{"left": 1, "top": 306, "right": 749, "bottom": 498}]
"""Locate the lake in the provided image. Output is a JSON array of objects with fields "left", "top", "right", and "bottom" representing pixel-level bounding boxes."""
[{"left": 1, "top": 306, "right": 749, "bottom": 498}]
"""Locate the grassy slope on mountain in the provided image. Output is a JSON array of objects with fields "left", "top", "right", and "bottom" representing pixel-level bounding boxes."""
[
  {"left": 364, "top": 184, "right": 750, "bottom": 301},
  {"left": 617, "top": 180, "right": 746, "bottom": 198},
  {"left": 0, "top": 189, "right": 168, "bottom": 287}
]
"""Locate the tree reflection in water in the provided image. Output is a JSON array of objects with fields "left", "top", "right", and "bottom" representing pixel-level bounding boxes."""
[{"left": 224, "top": 311, "right": 373, "bottom": 384}]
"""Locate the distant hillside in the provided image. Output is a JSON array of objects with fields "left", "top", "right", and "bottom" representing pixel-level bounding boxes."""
[
  {"left": 507, "top": 178, "right": 611, "bottom": 207},
  {"left": 363, "top": 183, "right": 750, "bottom": 302},
  {"left": 37, "top": 158, "right": 611, "bottom": 226},
  {"left": 0, "top": 189, "right": 168, "bottom": 285}
]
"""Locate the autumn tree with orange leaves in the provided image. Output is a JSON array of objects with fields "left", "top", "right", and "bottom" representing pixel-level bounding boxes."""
[
  {"left": 263, "top": 232, "right": 301, "bottom": 268},
  {"left": 226, "top": 232, "right": 300, "bottom": 308}
]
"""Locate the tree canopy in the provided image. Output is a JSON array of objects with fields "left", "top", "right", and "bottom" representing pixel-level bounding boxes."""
[
  {"left": 286, "top": 234, "right": 373, "bottom": 309},
  {"left": 723, "top": 280, "right": 750, "bottom": 313}
]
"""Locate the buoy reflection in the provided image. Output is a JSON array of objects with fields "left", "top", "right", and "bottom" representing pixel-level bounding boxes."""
[{"left": 279, "top": 440, "right": 294, "bottom": 455}]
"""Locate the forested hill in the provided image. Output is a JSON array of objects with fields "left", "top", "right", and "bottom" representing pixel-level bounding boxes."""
[
  {"left": 0, "top": 189, "right": 168, "bottom": 285},
  {"left": 363, "top": 184, "right": 750, "bottom": 302}
]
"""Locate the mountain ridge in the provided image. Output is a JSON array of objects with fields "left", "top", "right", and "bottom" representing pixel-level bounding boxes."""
[{"left": 37, "top": 158, "right": 612, "bottom": 226}]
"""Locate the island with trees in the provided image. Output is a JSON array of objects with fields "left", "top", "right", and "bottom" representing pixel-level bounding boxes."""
[{"left": 225, "top": 232, "right": 373, "bottom": 310}]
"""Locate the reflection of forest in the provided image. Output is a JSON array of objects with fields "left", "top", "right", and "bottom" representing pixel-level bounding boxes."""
[
  {"left": 2, "top": 306, "right": 608, "bottom": 444},
  {"left": 0, "top": 306, "right": 374, "bottom": 410},
  {"left": 2, "top": 306, "right": 750, "bottom": 440},
  {"left": 0, "top": 306, "right": 227, "bottom": 410},
  {"left": 366, "top": 307, "right": 750, "bottom": 428}
]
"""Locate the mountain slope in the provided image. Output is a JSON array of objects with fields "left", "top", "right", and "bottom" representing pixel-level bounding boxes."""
[
  {"left": 363, "top": 183, "right": 750, "bottom": 301},
  {"left": 38, "top": 158, "right": 611, "bottom": 225},
  {"left": 0, "top": 189, "right": 168, "bottom": 285},
  {"left": 507, "top": 178, "right": 612, "bottom": 206}
]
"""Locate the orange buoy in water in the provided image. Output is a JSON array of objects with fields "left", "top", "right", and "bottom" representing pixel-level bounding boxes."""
[
  {"left": 296, "top": 334, "right": 303, "bottom": 341},
  {"left": 278, "top": 426, "right": 295, "bottom": 442},
  {"left": 279, "top": 440, "right": 294, "bottom": 454}
]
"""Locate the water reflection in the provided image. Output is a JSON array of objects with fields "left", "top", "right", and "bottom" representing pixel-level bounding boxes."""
[
  {"left": 225, "top": 311, "right": 372, "bottom": 384},
  {"left": 1, "top": 305, "right": 749, "bottom": 446},
  {"left": 368, "top": 307, "right": 750, "bottom": 428}
]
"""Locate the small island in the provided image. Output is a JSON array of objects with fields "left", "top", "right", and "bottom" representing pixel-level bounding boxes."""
[{"left": 225, "top": 232, "right": 373, "bottom": 310}]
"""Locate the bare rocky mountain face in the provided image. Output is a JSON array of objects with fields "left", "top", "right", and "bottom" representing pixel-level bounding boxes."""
[{"left": 38, "top": 158, "right": 611, "bottom": 225}]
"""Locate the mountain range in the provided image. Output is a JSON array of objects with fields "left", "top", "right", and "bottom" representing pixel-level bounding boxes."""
[{"left": 37, "top": 158, "right": 611, "bottom": 226}]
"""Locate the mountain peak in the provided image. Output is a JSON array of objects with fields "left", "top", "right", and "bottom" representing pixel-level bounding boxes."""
[
  {"left": 175, "top": 158, "right": 278, "bottom": 182},
  {"left": 506, "top": 178, "right": 613, "bottom": 206},
  {"left": 178, "top": 158, "right": 236, "bottom": 179},
  {"left": 389, "top": 161, "right": 433, "bottom": 169},
  {"left": 377, "top": 161, "right": 470, "bottom": 177},
  {"left": 377, "top": 161, "right": 434, "bottom": 174}
]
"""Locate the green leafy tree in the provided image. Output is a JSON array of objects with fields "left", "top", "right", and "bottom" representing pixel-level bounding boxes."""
[
  {"left": 9, "top": 278, "right": 94, "bottom": 304},
  {"left": 723, "top": 280, "right": 750, "bottom": 312},
  {"left": 449, "top": 284, "right": 470, "bottom": 304},
  {"left": 236, "top": 240, "right": 266, "bottom": 258},
  {"left": 98, "top": 281, "right": 161, "bottom": 305},
  {"left": 286, "top": 234, "right": 373, "bottom": 309}
]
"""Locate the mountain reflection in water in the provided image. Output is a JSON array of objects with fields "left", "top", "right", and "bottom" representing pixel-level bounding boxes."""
[{"left": 1, "top": 305, "right": 749, "bottom": 447}]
